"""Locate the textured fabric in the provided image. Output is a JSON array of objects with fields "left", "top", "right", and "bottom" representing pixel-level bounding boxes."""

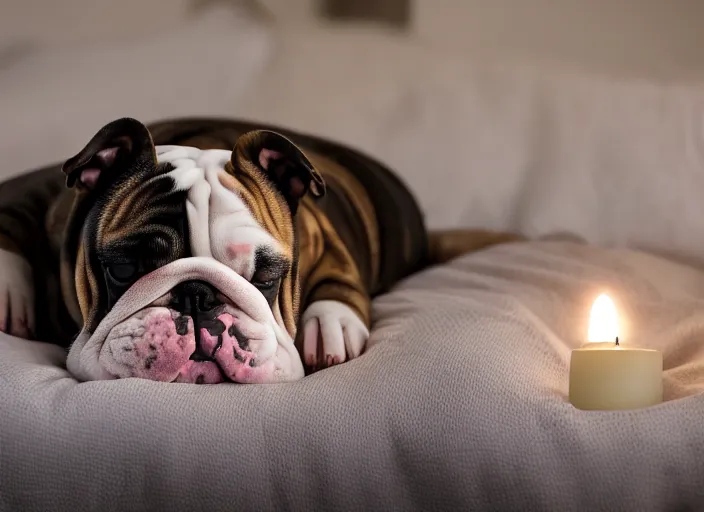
[{"left": 2, "top": 240, "right": 704, "bottom": 511}]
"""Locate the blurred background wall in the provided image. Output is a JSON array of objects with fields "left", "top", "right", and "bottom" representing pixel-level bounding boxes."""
[
  {"left": 3, "top": 0, "right": 703, "bottom": 80},
  {"left": 411, "top": 0, "right": 704, "bottom": 80},
  {"left": 1, "top": 0, "right": 704, "bottom": 253}
]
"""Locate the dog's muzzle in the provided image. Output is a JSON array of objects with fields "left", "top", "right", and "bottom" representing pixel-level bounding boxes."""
[{"left": 65, "top": 257, "right": 304, "bottom": 384}]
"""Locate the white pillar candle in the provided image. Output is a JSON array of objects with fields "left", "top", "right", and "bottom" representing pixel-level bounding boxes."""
[{"left": 569, "top": 294, "right": 663, "bottom": 411}]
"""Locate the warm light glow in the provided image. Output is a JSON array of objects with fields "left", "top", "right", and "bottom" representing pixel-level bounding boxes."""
[{"left": 587, "top": 294, "right": 619, "bottom": 342}]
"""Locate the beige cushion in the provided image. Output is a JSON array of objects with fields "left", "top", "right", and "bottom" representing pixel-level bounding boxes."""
[{"left": 2, "top": 241, "right": 703, "bottom": 510}]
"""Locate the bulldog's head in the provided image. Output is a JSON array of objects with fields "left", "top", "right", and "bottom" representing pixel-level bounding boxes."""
[{"left": 62, "top": 118, "right": 325, "bottom": 384}]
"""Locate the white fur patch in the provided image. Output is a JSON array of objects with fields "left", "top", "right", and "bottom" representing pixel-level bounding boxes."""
[
  {"left": 301, "top": 300, "right": 369, "bottom": 368},
  {"left": 156, "top": 146, "right": 280, "bottom": 279}
]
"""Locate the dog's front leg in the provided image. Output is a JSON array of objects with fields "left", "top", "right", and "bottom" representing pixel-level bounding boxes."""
[
  {"left": 0, "top": 166, "right": 65, "bottom": 339},
  {"left": 297, "top": 221, "right": 371, "bottom": 372}
]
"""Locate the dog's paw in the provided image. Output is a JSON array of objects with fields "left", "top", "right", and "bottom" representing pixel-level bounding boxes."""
[
  {"left": 0, "top": 249, "right": 34, "bottom": 339},
  {"left": 301, "top": 300, "right": 369, "bottom": 370}
]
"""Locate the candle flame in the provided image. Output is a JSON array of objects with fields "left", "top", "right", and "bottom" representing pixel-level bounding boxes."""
[{"left": 588, "top": 294, "right": 619, "bottom": 343}]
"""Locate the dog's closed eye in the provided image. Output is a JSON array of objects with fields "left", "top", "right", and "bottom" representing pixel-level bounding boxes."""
[
  {"left": 107, "top": 262, "right": 138, "bottom": 284},
  {"left": 251, "top": 273, "right": 279, "bottom": 291}
]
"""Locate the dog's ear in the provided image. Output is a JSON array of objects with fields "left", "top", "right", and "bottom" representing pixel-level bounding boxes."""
[
  {"left": 230, "top": 130, "right": 325, "bottom": 215},
  {"left": 62, "top": 118, "right": 157, "bottom": 192}
]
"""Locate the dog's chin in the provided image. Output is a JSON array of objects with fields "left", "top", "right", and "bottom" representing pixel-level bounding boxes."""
[{"left": 101, "top": 301, "right": 281, "bottom": 384}]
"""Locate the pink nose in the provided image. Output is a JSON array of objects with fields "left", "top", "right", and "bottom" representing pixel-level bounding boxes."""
[{"left": 226, "top": 243, "right": 253, "bottom": 260}]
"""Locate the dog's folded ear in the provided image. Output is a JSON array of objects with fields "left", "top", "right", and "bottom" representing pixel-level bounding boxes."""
[
  {"left": 230, "top": 130, "right": 325, "bottom": 215},
  {"left": 62, "top": 118, "right": 157, "bottom": 192}
]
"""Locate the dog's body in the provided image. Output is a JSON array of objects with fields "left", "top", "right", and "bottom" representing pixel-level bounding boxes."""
[{"left": 0, "top": 118, "right": 521, "bottom": 383}]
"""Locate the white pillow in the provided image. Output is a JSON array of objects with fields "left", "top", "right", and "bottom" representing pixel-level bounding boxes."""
[{"left": 0, "top": 5, "right": 273, "bottom": 175}]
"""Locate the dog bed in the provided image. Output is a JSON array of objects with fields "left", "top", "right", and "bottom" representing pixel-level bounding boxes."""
[{"left": 2, "top": 240, "right": 704, "bottom": 511}]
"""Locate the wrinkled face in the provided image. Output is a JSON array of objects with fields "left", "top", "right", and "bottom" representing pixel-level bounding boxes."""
[{"left": 62, "top": 118, "right": 324, "bottom": 384}]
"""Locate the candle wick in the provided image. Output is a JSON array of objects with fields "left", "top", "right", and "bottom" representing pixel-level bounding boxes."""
[{"left": 615, "top": 336, "right": 620, "bottom": 347}]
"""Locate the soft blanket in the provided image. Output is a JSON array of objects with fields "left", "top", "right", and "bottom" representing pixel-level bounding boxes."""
[{"left": 1, "top": 241, "right": 703, "bottom": 511}]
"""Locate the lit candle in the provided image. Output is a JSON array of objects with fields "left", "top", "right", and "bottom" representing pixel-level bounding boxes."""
[{"left": 568, "top": 294, "right": 663, "bottom": 410}]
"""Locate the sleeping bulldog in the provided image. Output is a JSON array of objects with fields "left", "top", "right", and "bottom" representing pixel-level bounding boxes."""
[{"left": 0, "top": 117, "right": 521, "bottom": 384}]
